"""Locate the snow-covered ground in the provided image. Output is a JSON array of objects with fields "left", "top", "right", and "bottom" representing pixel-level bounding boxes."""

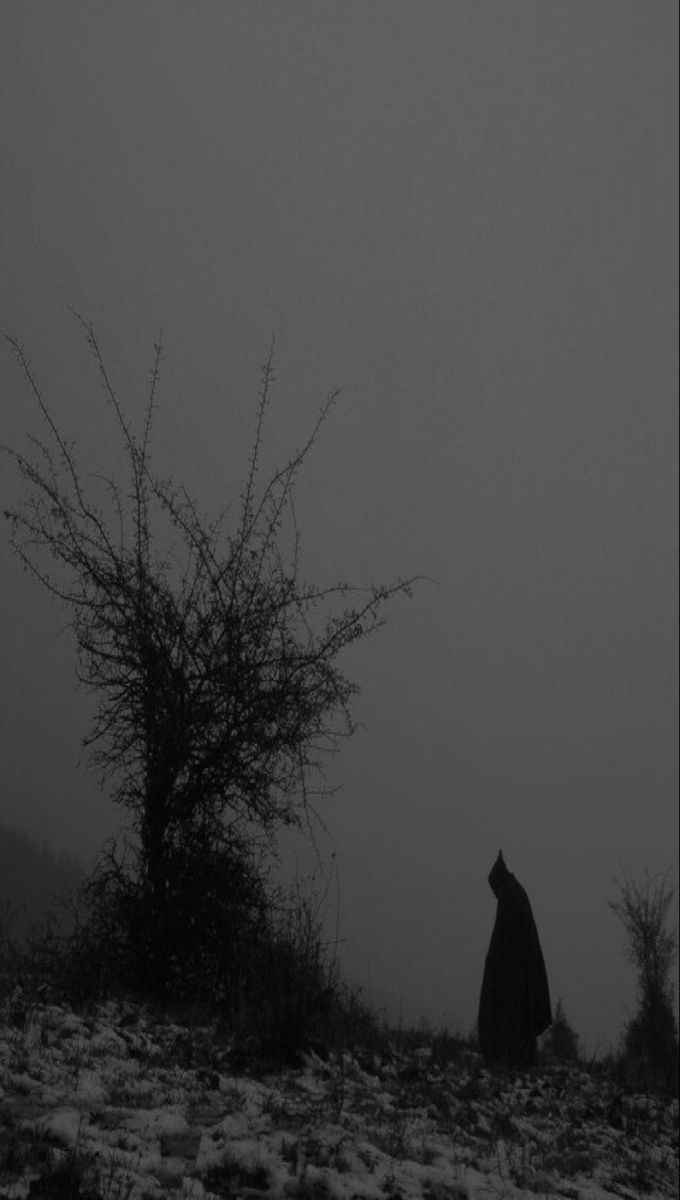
[{"left": 0, "top": 995, "right": 677, "bottom": 1199}]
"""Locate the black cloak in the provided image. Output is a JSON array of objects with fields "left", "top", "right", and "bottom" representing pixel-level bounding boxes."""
[{"left": 478, "top": 851, "right": 551, "bottom": 1064}]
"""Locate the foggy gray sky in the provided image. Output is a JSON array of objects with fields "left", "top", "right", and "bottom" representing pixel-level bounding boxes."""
[{"left": 1, "top": 2, "right": 678, "bottom": 1054}]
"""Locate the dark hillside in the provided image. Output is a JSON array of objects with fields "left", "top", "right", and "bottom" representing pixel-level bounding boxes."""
[{"left": 0, "top": 822, "right": 83, "bottom": 940}]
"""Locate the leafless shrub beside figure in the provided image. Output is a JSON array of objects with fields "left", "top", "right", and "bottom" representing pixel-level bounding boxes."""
[{"left": 609, "top": 867, "right": 679, "bottom": 1095}]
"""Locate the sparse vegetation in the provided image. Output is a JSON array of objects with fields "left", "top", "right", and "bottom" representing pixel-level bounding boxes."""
[
  {"left": 609, "top": 868, "right": 679, "bottom": 1096},
  {"left": 0, "top": 993, "right": 678, "bottom": 1199}
]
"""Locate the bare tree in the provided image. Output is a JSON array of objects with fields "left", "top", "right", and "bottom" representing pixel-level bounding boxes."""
[
  {"left": 609, "top": 869, "right": 677, "bottom": 1005},
  {"left": 2, "top": 318, "right": 414, "bottom": 993},
  {"left": 609, "top": 868, "right": 678, "bottom": 1092}
]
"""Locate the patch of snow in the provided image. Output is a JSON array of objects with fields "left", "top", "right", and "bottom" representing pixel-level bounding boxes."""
[
  {"left": 39, "top": 1106, "right": 83, "bottom": 1146},
  {"left": 58, "top": 1011, "right": 86, "bottom": 1035}
]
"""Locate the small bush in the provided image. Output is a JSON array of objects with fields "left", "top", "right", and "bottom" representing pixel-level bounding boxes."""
[
  {"left": 609, "top": 868, "right": 679, "bottom": 1096},
  {"left": 224, "top": 879, "right": 344, "bottom": 1067},
  {"left": 0, "top": 900, "right": 22, "bottom": 997},
  {"left": 619, "top": 983, "right": 679, "bottom": 1096},
  {"left": 1, "top": 825, "right": 388, "bottom": 1072},
  {"left": 202, "top": 1151, "right": 271, "bottom": 1194},
  {"left": 19, "top": 836, "right": 357, "bottom": 1069},
  {"left": 541, "top": 998, "right": 580, "bottom": 1063}
]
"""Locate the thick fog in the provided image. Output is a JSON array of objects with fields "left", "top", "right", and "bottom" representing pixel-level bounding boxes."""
[{"left": 1, "top": 2, "right": 677, "bottom": 1054}]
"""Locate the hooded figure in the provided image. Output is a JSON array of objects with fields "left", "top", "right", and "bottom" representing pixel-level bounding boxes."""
[{"left": 478, "top": 851, "right": 551, "bottom": 1065}]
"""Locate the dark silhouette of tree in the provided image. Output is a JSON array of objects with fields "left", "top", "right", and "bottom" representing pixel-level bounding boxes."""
[
  {"left": 3, "top": 318, "right": 414, "bottom": 995},
  {"left": 609, "top": 868, "right": 678, "bottom": 1093}
]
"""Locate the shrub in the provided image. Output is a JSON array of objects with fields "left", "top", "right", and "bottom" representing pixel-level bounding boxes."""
[
  {"left": 619, "top": 982, "right": 679, "bottom": 1096},
  {"left": 541, "top": 998, "right": 580, "bottom": 1063},
  {"left": 609, "top": 868, "right": 679, "bottom": 1096}
]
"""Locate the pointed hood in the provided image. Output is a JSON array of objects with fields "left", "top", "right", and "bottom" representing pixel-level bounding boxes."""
[{"left": 488, "top": 850, "right": 510, "bottom": 897}]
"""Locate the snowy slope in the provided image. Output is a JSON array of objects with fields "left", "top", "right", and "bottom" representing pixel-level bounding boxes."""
[{"left": 0, "top": 996, "right": 677, "bottom": 1199}]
